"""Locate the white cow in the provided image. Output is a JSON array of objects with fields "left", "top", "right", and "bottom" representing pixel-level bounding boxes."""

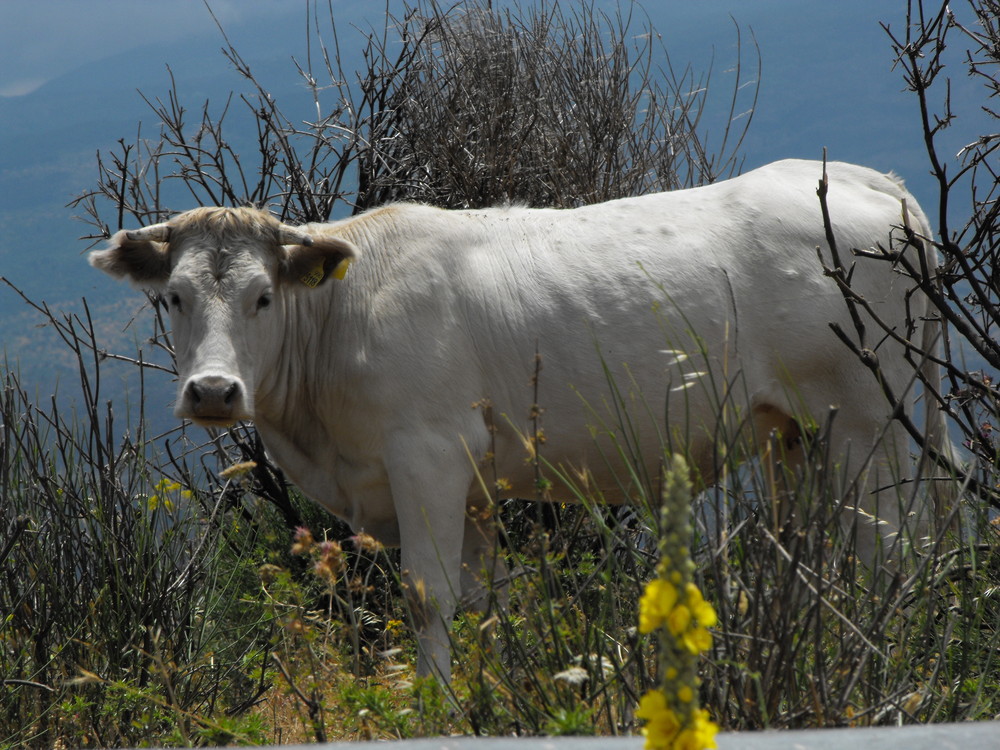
[{"left": 90, "top": 159, "right": 949, "bottom": 681}]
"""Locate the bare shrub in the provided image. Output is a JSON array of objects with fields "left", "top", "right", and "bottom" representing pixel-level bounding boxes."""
[{"left": 354, "top": 2, "right": 756, "bottom": 209}]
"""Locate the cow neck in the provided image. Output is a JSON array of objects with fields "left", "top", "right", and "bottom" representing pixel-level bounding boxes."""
[
  {"left": 255, "top": 279, "right": 352, "bottom": 435},
  {"left": 254, "top": 213, "right": 388, "bottom": 439}
]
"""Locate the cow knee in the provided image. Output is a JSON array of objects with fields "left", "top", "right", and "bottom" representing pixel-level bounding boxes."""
[
  {"left": 751, "top": 403, "right": 807, "bottom": 473},
  {"left": 460, "top": 509, "right": 505, "bottom": 614}
]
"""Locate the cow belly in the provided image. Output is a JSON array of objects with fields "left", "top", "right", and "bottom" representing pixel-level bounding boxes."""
[{"left": 483, "top": 375, "right": 718, "bottom": 503}]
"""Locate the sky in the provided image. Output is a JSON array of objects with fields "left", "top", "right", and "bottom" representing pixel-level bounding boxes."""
[
  {"left": 0, "top": 0, "right": 299, "bottom": 97},
  {"left": 0, "top": 1, "right": 915, "bottom": 101},
  {"left": 2, "top": 1, "right": 978, "bottom": 185}
]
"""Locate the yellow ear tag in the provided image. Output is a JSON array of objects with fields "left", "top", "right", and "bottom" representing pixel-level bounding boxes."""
[
  {"left": 300, "top": 261, "right": 325, "bottom": 288},
  {"left": 331, "top": 257, "right": 353, "bottom": 280}
]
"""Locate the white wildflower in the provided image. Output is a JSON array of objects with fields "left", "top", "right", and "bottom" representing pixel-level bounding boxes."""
[{"left": 553, "top": 666, "right": 589, "bottom": 686}]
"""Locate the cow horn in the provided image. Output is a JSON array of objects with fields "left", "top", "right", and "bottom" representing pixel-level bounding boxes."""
[
  {"left": 125, "top": 223, "right": 171, "bottom": 243},
  {"left": 278, "top": 225, "right": 314, "bottom": 247}
]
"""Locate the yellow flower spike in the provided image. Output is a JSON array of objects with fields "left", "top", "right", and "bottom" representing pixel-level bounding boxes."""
[{"left": 636, "top": 454, "right": 720, "bottom": 750}]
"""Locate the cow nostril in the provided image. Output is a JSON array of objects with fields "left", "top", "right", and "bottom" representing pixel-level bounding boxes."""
[{"left": 185, "top": 376, "right": 242, "bottom": 417}]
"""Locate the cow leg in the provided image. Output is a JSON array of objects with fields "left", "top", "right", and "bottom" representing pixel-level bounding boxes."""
[
  {"left": 385, "top": 435, "right": 477, "bottom": 683},
  {"left": 751, "top": 404, "right": 807, "bottom": 532},
  {"left": 460, "top": 509, "right": 507, "bottom": 613},
  {"left": 835, "top": 417, "right": 914, "bottom": 569},
  {"left": 750, "top": 401, "right": 913, "bottom": 570},
  {"left": 757, "top": 397, "right": 915, "bottom": 570}
]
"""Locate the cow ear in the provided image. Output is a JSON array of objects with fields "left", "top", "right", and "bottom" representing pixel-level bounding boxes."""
[
  {"left": 89, "top": 229, "right": 171, "bottom": 289},
  {"left": 280, "top": 236, "right": 361, "bottom": 288}
]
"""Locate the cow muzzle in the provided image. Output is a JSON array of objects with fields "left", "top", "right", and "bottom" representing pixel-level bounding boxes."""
[{"left": 177, "top": 374, "right": 250, "bottom": 426}]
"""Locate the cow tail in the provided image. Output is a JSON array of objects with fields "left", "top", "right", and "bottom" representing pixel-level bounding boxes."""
[{"left": 912, "top": 204, "right": 958, "bottom": 531}]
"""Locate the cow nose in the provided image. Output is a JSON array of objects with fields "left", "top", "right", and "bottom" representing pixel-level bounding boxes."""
[{"left": 182, "top": 375, "right": 246, "bottom": 424}]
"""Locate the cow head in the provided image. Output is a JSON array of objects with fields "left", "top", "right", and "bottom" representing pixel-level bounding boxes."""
[{"left": 89, "top": 207, "right": 359, "bottom": 427}]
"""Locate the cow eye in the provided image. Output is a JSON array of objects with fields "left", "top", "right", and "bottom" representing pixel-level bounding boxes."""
[
  {"left": 256, "top": 293, "right": 272, "bottom": 310},
  {"left": 165, "top": 292, "right": 182, "bottom": 312}
]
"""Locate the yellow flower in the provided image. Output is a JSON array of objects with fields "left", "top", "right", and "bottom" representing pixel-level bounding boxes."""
[
  {"left": 677, "top": 685, "right": 693, "bottom": 703},
  {"left": 637, "top": 690, "right": 681, "bottom": 749},
  {"left": 639, "top": 579, "right": 679, "bottom": 634},
  {"left": 691, "top": 708, "right": 719, "bottom": 749},
  {"left": 638, "top": 690, "right": 718, "bottom": 750},
  {"left": 674, "top": 728, "right": 702, "bottom": 750},
  {"left": 681, "top": 626, "right": 713, "bottom": 655},
  {"left": 667, "top": 603, "right": 692, "bottom": 636},
  {"left": 685, "top": 583, "right": 718, "bottom": 628},
  {"left": 147, "top": 494, "right": 174, "bottom": 512},
  {"left": 636, "top": 689, "right": 668, "bottom": 720}
]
